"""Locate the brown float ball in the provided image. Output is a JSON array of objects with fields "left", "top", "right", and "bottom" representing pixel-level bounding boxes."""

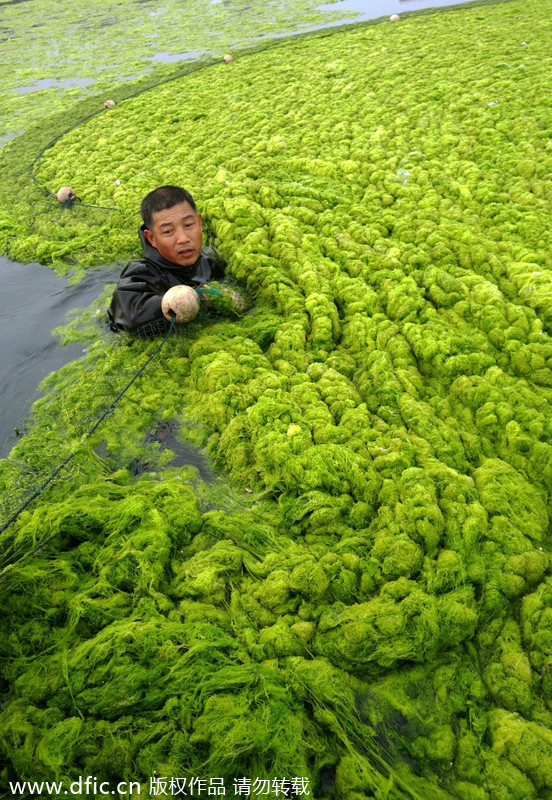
[
  {"left": 161, "top": 285, "right": 200, "bottom": 323},
  {"left": 103, "top": 99, "right": 116, "bottom": 109},
  {"left": 223, "top": 54, "right": 233, "bottom": 63},
  {"left": 56, "top": 186, "right": 76, "bottom": 204}
]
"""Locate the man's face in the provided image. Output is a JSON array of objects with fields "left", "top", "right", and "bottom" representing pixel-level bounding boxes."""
[{"left": 143, "top": 201, "right": 203, "bottom": 267}]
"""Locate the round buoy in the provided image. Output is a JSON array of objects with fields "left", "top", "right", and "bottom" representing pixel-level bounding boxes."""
[
  {"left": 390, "top": 14, "right": 400, "bottom": 22},
  {"left": 161, "top": 285, "right": 200, "bottom": 323},
  {"left": 56, "top": 186, "right": 76, "bottom": 204},
  {"left": 103, "top": 99, "right": 116, "bottom": 109},
  {"left": 223, "top": 54, "right": 233, "bottom": 63}
]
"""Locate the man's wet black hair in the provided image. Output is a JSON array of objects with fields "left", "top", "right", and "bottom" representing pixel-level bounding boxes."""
[{"left": 140, "top": 186, "right": 197, "bottom": 230}]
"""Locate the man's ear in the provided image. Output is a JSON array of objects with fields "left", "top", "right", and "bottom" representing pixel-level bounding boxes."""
[
  {"left": 143, "top": 228, "right": 155, "bottom": 246},
  {"left": 197, "top": 213, "right": 203, "bottom": 230}
]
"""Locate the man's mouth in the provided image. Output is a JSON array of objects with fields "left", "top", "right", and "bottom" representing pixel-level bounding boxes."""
[{"left": 178, "top": 249, "right": 195, "bottom": 258}]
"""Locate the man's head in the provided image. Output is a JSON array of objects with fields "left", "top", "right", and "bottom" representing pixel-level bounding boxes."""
[{"left": 141, "top": 185, "right": 203, "bottom": 268}]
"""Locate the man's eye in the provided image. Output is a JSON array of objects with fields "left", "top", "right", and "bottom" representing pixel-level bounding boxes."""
[{"left": 163, "top": 230, "right": 174, "bottom": 236}]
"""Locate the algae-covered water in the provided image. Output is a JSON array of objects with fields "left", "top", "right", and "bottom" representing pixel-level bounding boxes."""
[
  {"left": 1, "top": 0, "right": 484, "bottom": 144},
  {"left": 0, "top": 0, "right": 483, "bottom": 452},
  {"left": 1, "top": 0, "right": 552, "bottom": 797}
]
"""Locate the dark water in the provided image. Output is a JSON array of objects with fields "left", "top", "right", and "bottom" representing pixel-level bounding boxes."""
[
  {"left": 0, "top": 256, "right": 119, "bottom": 457},
  {"left": 147, "top": 49, "right": 209, "bottom": 64},
  {"left": 142, "top": 420, "right": 215, "bottom": 481}
]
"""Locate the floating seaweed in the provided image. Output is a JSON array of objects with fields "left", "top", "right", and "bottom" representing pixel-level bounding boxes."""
[{"left": 1, "top": 0, "right": 552, "bottom": 797}]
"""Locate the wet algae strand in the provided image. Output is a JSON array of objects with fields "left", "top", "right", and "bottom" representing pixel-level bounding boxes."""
[{"left": 2, "top": 0, "right": 552, "bottom": 797}]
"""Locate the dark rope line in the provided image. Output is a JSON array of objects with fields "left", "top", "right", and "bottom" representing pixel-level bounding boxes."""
[
  {"left": 78, "top": 202, "right": 119, "bottom": 211},
  {"left": 0, "top": 317, "right": 176, "bottom": 580},
  {"left": 66, "top": 201, "right": 120, "bottom": 212}
]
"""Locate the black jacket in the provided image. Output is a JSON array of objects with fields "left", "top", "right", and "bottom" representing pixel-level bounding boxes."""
[{"left": 108, "top": 226, "right": 226, "bottom": 332}]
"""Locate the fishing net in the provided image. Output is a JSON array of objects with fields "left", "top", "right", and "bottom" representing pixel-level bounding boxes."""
[{"left": 130, "top": 281, "right": 250, "bottom": 339}]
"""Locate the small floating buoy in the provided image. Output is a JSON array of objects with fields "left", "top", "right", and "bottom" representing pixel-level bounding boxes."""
[
  {"left": 103, "top": 99, "right": 116, "bottom": 109},
  {"left": 222, "top": 54, "right": 233, "bottom": 63},
  {"left": 161, "top": 285, "right": 200, "bottom": 323},
  {"left": 389, "top": 14, "right": 400, "bottom": 22},
  {"left": 56, "top": 186, "right": 76, "bottom": 204}
]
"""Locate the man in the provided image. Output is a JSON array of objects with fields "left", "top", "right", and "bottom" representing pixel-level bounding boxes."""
[{"left": 108, "top": 185, "right": 225, "bottom": 333}]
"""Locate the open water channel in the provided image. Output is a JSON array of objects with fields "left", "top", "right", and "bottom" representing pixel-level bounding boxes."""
[
  {"left": 0, "top": 257, "right": 120, "bottom": 456},
  {"left": 0, "top": 0, "right": 491, "bottom": 457}
]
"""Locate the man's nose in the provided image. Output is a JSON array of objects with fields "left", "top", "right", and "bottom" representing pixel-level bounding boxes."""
[{"left": 176, "top": 225, "right": 191, "bottom": 243}]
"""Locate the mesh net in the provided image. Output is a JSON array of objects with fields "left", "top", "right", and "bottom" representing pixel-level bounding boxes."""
[
  {"left": 129, "top": 317, "right": 177, "bottom": 339},
  {"left": 125, "top": 282, "right": 250, "bottom": 338}
]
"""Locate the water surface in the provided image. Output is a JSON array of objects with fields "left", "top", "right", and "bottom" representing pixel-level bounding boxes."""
[
  {"left": 317, "top": 0, "right": 483, "bottom": 20},
  {"left": 0, "top": 256, "right": 119, "bottom": 456}
]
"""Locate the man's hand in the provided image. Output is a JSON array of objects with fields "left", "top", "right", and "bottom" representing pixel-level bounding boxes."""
[{"left": 197, "top": 282, "right": 249, "bottom": 316}]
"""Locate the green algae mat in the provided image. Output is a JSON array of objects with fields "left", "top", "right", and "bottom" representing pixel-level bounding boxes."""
[{"left": 2, "top": 0, "right": 552, "bottom": 797}]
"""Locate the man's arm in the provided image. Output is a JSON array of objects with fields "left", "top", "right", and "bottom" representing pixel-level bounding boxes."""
[
  {"left": 107, "top": 249, "right": 226, "bottom": 333},
  {"left": 108, "top": 277, "right": 165, "bottom": 332},
  {"left": 108, "top": 261, "right": 169, "bottom": 332}
]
